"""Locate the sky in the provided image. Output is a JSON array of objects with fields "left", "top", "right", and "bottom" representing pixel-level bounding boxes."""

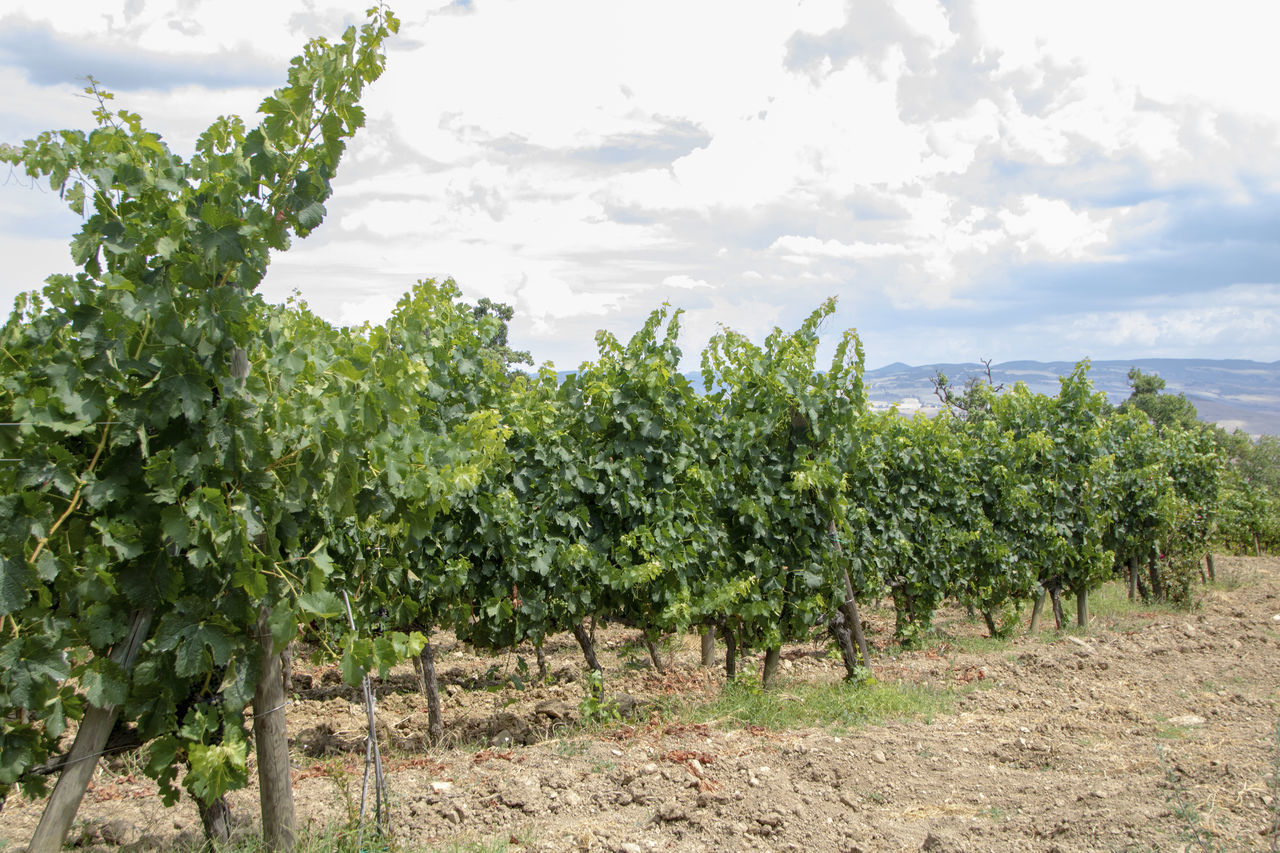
[{"left": 1, "top": 0, "right": 1278, "bottom": 373}]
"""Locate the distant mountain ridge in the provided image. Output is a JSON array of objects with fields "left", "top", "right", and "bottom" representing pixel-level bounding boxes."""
[
  {"left": 862, "top": 358, "right": 1280, "bottom": 437},
  {"left": 554, "top": 358, "right": 1280, "bottom": 436}
]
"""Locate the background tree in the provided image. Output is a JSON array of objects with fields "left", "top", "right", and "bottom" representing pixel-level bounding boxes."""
[{"left": 1120, "top": 368, "right": 1199, "bottom": 433}]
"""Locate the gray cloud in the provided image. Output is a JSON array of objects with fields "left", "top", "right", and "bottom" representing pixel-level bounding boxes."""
[
  {"left": 0, "top": 15, "right": 279, "bottom": 91},
  {"left": 843, "top": 191, "right": 1280, "bottom": 346},
  {"left": 443, "top": 117, "right": 712, "bottom": 175},
  {"left": 571, "top": 120, "right": 711, "bottom": 167},
  {"left": 785, "top": 0, "right": 937, "bottom": 78}
]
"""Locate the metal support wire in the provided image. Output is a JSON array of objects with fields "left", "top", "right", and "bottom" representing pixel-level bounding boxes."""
[{"left": 343, "top": 591, "right": 389, "bottom": 847}]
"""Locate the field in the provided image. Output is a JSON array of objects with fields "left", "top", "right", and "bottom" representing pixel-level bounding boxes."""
[{"left": 1, "top": 555, "right": 1278, "bottom": 853}]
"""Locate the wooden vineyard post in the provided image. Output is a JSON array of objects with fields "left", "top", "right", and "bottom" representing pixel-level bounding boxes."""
[
  {"left": 418, "top": 633, "right": 444, "bottom": 745},
  {"left": 761, "top": 647, "right": 781, "bottom": 689},
  {"left": 1028, "top": 588, "right": 1046, "bottom": 634},
  {"left": 842, "top": 573, "right": 871, "bottom": 668},
  {"left": 700, "top": 626, "right": 716, "bottom": 668},
  {"left": 1075, "top": 586, "right": 1089, "bottom": 631},
  {"left": 254, "top": 606, "right": 296, "bottom": 853},
  {"left": 29, "top": 609, "right": 153, "bottom": 853},
  {"left": 724, "top": 626, "right": 737, "bottom": 679},
  {"left": 341, "top": 591, "right": 388, "bottom": 847}
]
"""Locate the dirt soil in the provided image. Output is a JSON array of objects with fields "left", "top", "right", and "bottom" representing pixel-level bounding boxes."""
[{"left": 1, "top": 555, "right": 1278, "bottom": 852}]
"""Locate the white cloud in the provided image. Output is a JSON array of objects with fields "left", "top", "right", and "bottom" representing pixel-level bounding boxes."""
[
  {"left": 516, "top": 273, "right": 617, "bottom": 325},
  {"left": 971, "top": 0, "right": 1280, "bottom": 122},
  {"left": 0, "top": 234, "right": 77, "bottom": 306},
  {"left": 337, "top": 293, "right": 399, "bottom": 329},
  {"left": 378, "top": 0, "right": 850, "bottom": 157},
  {"left": 997, "top": 195, "right": 1111, "bottom": 257},
  {"left": 892, "top": 0, "right": 955, "bottom": 54},
  {"left": 770, "top": 235, "right": 911, "bottom": 262},
  {"left": 662, "top": 275, "right": 710, "bottom": 290},
  {"left": 3, "top": 0, "right": 368, "bottom": 58},
  {"left": 1043, "top": 284, "right": 1280, "bottom": 359},
  {"left": 679, "top": 297, "right": 787, "bottom": 357}
]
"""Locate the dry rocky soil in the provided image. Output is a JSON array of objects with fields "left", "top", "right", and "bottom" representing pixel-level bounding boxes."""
[{"left": 2, "top": 555, "right": 1279, "bottom": 852}]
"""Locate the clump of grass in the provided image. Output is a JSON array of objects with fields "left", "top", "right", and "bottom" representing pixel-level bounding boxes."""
[
  {"left": 1206, "top": 564, "right": 1247, "bottom": 591},
  {"left": 921, "top": 632, "right": 1010, "bottom": 655},
  {"left": 669, "top": 673, "right": 954, "bottom": 733},
  {"left": 1056, "top": 580, "right": 1183, "bottom": 633},
  {"left": 170, "top": 826, "right": 523, "bottom": 853},
  {"left": 1268, "top": 717, "right": 1280, "bottom": 852},
  {"left": 169, "top": 824, "right": 399, "bottom": 853},
  {"left": 553, "top": 738, "right": 589, "bottom": 757},
  {"left": 1157, "top": 744, "right": 1222, "bottom": 853},
  {"left": 1154, "top": 717, "right": 1280, "bottom": 852},
  {"left": 982, "top": 804, "right": 1012, "bottom": 822},
  {"left": 1154, "top": 721, "right": 1192, "bottom": 741}
]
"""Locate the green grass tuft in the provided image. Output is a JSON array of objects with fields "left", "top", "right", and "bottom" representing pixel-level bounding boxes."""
[
  {"left": 1050, "top": 580, "right": 1187, "bottom": 633},
  {"left": 667, "top": 674, "right": 954, "bottom": 733},
  {"left": 168, "top": 825, "right": 523, "bottom": 853},
  {"left": 169, "top": 825, "right": 398, "bottom": 853}
]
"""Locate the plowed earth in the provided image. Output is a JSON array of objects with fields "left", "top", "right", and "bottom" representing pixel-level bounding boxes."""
[{"left": 2, "top": 555, "right": 1278, "bottom": 852}]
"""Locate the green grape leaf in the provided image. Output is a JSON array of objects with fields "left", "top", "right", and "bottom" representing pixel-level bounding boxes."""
[
  {"left": 186, "top": 727, "right": 248, "bottom": 804},
  {"left": 0, "top": 556, "right": 36, "bottom": 615},
  {"left": 297, "top": 590, "right": 343, "bottom": 619}
]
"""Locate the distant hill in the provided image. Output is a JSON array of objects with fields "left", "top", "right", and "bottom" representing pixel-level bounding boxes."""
[
  {"left": 551, "top": 358, "right": 1280, "bottom": 436},
  {"left": 863, "top": 359, "right": 1280, "bottom": 437}
]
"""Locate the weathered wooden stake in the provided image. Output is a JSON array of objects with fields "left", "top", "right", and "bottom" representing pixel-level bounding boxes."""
[
  {"left": 1028, "top": 588, "right": 1046, "bottom": 634},
  {"left": 342, "top": 592, "right": 387, "bottom": 847},
  {"left": 724, "top": 626, "right": 737, "bottom": 679},
  {"left": 761, "top": 647, "right": 782, "bottom": 689},
  {"left": 29, "top": 609, "right": 153, "bottom": 853},
  {"left": 419, "top": 634, "right": 443, "bottom": 745},
  {"left": 700, "top": 626, "right": 716, "bottom": 668},
  {"left": 254, "top": 606, "right": 296, "bottom": 853}
]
